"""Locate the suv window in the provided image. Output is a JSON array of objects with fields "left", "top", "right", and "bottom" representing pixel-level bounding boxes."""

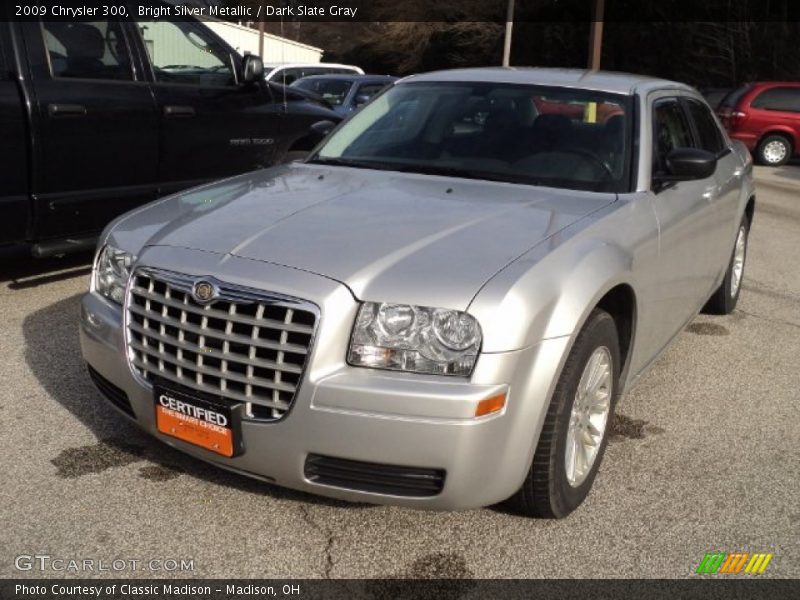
[
  {"left": 42, "top": 21, "right": 133, "bottom": 80},
  {"left": 653, "top": 99, "right": 694, "bottom": 175},
  {"left": 137, "top": 20, "right": 235, "bottom": 87},
  {"left": 685, "top": 98, "right": 726, "bottom": 154},
  {"left": 751, "top": 87, "right": 800, "bottom": 113}
]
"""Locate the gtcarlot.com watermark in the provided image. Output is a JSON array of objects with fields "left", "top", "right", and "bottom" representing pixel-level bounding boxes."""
[{"left": 15, "top": 554, "right": 195, "bottom": 573}]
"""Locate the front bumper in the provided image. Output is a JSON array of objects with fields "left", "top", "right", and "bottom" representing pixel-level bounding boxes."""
[{"left": 79, "top": 248, "right": 569, "bottom": 510}]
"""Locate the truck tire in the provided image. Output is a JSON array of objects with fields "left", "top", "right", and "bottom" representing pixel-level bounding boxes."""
[{"left": 507, "top": 308, "right": 620, "bottom": 518}]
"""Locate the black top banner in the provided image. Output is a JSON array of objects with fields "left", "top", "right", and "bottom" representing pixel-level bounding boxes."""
[
  {"left": 5, "top": 0, "right": 800, "bottom": 23},
  {"left": 3, "top": 579, "right": 800, "bottom": 600}
]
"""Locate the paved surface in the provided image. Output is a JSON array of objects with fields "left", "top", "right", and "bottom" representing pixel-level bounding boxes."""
[{"left": 1, "top": 167, "right": 798, "bottom": 579}]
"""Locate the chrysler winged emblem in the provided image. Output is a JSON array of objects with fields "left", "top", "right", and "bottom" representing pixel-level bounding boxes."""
[{"left": 191, "top": 280, "right": 218, "bottom": 305}]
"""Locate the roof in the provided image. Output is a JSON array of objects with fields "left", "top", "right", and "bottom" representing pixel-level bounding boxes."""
[
  {"left": 292, "top": 74, "right": 398, "bottom": 83},
  {"left": 263, "top": 62, "right": 363, "bottom": 71},
  {"left": 403, "top": 67, "right": 695, "bottom": 95}
]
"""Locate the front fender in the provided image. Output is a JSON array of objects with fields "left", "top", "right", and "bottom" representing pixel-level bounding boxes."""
[{"left": 469, "top": 237, "right": 635, "bottom": 353}]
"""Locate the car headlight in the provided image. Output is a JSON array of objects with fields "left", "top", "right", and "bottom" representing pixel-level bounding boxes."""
[
  {"left": 348, "top": 302, "right": 482, "bottom": 376},
  {"left": 93, "top": 245, "right": 134, "bottom": 305}
]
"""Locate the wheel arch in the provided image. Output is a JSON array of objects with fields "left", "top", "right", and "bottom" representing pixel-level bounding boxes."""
[{"left": 759, "top": 129, "right": 796, "bottom": 151}]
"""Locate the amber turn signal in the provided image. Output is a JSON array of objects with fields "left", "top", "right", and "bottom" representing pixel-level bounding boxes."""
[{"left": 475, "top": 393, "right": 507, "bottom": 417}]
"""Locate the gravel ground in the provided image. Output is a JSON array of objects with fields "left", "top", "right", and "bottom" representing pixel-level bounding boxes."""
[{"left": 1, "top": 166, "right": 798, "bottom": 579}]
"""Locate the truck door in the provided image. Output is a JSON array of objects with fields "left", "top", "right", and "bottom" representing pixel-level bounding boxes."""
[
  {"left": 19, "top": 19, "right": 159, "bottom": 240},
  {"left": 0, "top": 22, "right": 29, "bottom": 245},
  {"left": 130, "top": 18, "right": 280, "bottom": 196}
]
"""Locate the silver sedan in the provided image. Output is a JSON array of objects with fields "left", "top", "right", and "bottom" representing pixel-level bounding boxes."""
[{"left": 80, "top": 68, "right": 754, "bottom": 518}]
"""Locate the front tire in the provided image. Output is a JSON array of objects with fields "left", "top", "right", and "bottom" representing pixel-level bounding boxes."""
[
  {"left": 703, "top": 215, "right": 749, "bottom": 315},
  {"left": 756, "top": 134, "right": 792, "bottom": 166},
  {"left": 507, "top": 309, "right": 620, "bottom": 518}
]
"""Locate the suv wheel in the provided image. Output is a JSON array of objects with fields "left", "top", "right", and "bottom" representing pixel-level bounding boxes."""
[
  {"left": 507, "top": 309, "right": 620, "bottom": 519},
  {"left": 757, "top": 134, "right": 792, "bottom": 166}
]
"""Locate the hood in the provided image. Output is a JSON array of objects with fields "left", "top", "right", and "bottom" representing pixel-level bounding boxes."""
[{"left": 110, "top": 164, "right": 615, "bottom": 310}]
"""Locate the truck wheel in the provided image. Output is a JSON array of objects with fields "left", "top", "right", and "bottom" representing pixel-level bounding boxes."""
[
  {"left": 756, "top": 134, "right": 792, "bottom": 166},
  {"left": 703, "top": 215, "right": 749, "bottom": 315},
  {"left": 507, "top": 309, "right": 620, "bottom": 518}
]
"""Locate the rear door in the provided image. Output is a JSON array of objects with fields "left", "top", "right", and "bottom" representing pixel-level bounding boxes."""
[
  {"left": 131, "top": 18, "right": 281, "bottom": 195},
  {"left": 20, "top": 19, "right": 159, "bottom": 240},
  {"left": 0, "top": 21, "right": 30, "bottom": 244}
]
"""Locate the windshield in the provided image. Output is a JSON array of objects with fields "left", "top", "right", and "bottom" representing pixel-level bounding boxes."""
[
  {"left": 293, "top": 78, "right": 354, "bottom": 106},
  {"left": 312, "top": 82, "right": 632, "bottom": 192}
]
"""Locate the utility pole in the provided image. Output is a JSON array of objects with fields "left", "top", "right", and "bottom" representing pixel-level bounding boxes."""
[
  {"left": 588, "top": 0, "right": 604, "bottom": 70},
  {"left": 502, "top": 0, "right": 515, "bottom": 67},
  {"left": 258, "top": 0, "right": 266, "bottom": 59}
]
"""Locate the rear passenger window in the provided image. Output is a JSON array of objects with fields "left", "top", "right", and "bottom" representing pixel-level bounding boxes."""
[
  {"left": 42, "top": 21, "right": 133, "bottom": 81},
  {"left": 653, "top": 99, "right": 693, "bottom": 175},
  {"left": 685, "top": 99, "right": 726, "bottom": 154},
  {"left": 751, "top": 87, "right": 800, "bottom": 113}
]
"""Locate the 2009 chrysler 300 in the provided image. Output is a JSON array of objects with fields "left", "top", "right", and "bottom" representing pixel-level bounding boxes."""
[{"left": 81, "top": 68, "right": 754, "bottom": 518}]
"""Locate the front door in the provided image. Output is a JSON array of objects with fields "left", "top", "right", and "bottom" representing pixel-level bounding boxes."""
[
  {"left": 131, "top": 18, "right": 279, "bottom": 195},
  {"left": 21, "top": 19, "right": 159, "bottom": 240},
  {"left": 646, "top": 96, "right": 723, "bottom": 352}
]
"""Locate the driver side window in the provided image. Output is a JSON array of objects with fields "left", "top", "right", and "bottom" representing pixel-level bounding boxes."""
[
  {"left": 652, "top": 99, "right": 693, "bottom": 176},
  {"left": 136, "top": 20, "right": 235, "bottom": 87}
]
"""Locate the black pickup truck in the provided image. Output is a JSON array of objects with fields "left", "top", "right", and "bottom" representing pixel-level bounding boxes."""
[{"left": 0, "top": 13, "right": 340, "bottom": 256}]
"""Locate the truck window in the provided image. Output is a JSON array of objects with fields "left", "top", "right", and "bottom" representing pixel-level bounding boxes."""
[
  {"left": 41, "top": 21, "right": 133, "bottom": 81},
  {"left": 136, "top": 20, "right": 236, "bottom": 87}
]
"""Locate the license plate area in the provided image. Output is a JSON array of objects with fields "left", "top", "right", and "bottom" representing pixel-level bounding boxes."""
[{"left": 154, "top": 384, "right": 243, "bottom": 458}]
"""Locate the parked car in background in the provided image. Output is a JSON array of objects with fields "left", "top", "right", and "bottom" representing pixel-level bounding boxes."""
[
  {"left": 81, "top": 68, "right": 754, "bottom": 519},
  {"left": 717, "top": 82, "right": 800, "bottom": 166},
  {"left": 263, "top": 62, "right": 364, "bottom": 86},
  {"left": 0, "top": 16, "right": 340, "bottom": 256},
  {"left": 291, "top": 75, "right": 398, "bottom": 116}
]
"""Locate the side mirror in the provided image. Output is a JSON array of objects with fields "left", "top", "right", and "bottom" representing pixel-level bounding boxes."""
[
  {"left": 309, "top": 119, "right": 337, "bottom": 144},
  {"left": 662, "top": 148, "right": 717, "bottom": 181},
  {"left": 354, "top": 94, "right": 370, "bottom": 107},
  {"left": 242, "top": 54, "right": 264, "bottom": 84}
]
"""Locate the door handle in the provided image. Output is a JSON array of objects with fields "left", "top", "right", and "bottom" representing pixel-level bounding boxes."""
[
  {"left": 48, "top": 103, "right": 87, "bottom": 117},
  {"left": 163, "top": 105, "right": 196, "bottom": 117}
]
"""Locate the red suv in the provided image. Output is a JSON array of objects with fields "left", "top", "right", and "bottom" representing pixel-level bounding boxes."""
[{"left": 717, "top": 82, "right": 800, "bottom": 166}]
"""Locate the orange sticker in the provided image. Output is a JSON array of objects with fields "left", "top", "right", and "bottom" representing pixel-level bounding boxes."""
[{"left": 156, "top": 405, "right": 233, "bottom": 457}]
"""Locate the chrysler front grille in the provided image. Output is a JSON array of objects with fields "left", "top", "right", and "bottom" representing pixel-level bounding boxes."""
[{"left": 126, "top": 269, "right": 318, "bottom": 420}]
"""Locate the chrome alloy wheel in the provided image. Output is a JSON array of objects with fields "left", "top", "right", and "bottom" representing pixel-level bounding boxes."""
[
  {"left": 730, "top": 225, "right": 747, "bottom": 297},
  {"left": 565, "top": 346, "right": 613, "bottom": 487},
  {"left": 763, "top": 140, "right": 788, "bottom": 164}
]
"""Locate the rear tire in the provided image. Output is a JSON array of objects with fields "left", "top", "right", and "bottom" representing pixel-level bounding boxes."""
[
  {"left": 507, "top": 309, "right": 620, "bottom": 519},
  {"left": 703, "top": 215, "right": 749, "bottom": 315},
  {"left": 756, "top": 134, "right": 792, "bottom": 166}
]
